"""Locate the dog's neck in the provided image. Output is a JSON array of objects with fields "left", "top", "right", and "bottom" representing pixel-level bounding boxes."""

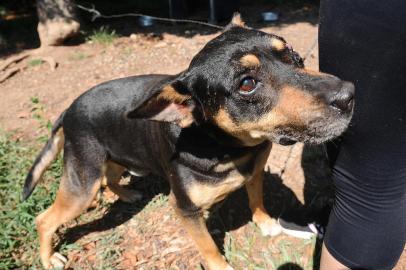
[{"left": 172, "top": 123, "right": 268, "bottom": 155}]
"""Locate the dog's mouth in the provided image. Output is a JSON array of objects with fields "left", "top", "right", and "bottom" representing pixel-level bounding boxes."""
[{"left": 270, "top": 111, "right": 353, "bottom": 146}]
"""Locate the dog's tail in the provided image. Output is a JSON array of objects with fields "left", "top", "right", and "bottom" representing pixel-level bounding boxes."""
[{"left": 22, "top": 111, "right": 66, "bottom": 201}]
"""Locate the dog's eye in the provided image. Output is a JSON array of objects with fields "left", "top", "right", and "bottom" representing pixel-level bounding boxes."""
[{"left": 239, "top": 77, "right": 257, "bottom": 94}]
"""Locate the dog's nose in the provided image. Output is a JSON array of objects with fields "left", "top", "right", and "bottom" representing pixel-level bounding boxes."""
[{"left": 329, "top": 82, "right": 355, "bottom": 113}]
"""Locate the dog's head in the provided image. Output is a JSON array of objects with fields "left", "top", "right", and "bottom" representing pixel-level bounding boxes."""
[{"left": 128, "top": 14, "right": 354, "bottom": 146}]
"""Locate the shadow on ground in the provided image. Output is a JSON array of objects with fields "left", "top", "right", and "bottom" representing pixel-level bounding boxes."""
[
  {"left": 205, "top": 144, "right": 331, "bottom": 259},
  {"left": 60, "top": 173, "right": 170, "bottom": 247}
]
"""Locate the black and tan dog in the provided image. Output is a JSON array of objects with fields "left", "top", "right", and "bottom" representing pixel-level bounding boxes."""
[{"left": 23, "top": 15, "right": 354, "bottom": 270}]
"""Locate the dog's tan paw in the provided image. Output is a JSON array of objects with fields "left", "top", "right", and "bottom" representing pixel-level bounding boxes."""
[
  {"left": 207, "top": 263, "right": 234, "bottom": 270},
  {"left": 256, "top": 218, "right": 282, "bottom": 237},
  {"left": 206, "top": 257, "right": 234, "bottom": 270},
  {"left": 43, "top": 252, "right": 67, "bottom": 269}
]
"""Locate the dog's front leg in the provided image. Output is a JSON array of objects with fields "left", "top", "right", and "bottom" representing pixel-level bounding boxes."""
[
  {"left": 246, "top": 171, "right": 282, "bottom": 237},
  {"left": 170, "top": 196, "right": 233, "bottom": 270}
]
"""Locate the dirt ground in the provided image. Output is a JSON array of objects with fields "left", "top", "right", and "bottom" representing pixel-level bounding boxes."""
[{"left": 1, "top": 4, "right": 405, "bottom": 270}]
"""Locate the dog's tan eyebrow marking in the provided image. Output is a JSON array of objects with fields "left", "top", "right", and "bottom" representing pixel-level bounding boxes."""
[
  {"left": 240, "top": 54, "right": 261, "bottom": 68},
  {"left": 270, "top": 38, "right": 285, "bottom": 51}
]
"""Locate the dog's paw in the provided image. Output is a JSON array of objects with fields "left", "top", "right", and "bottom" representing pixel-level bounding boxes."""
[
  {"left": 206, "top": 257, "right": 234, "bottom": 270},
  {"left": 44, "top": 252, "right": 67, "bottom": 269},
  {"left": 256, "top": 218, "right": 282, "bottom": 237},
  {"left": 207, "top": 263, "right": 234, "bottom": 270}
]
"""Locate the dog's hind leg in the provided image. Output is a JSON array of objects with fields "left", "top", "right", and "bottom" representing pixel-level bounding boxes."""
[
  {"left": 36, "top": 145, "right": 103, "bottom": 269},
  {"left": 105, "top": 161, "right": 142, "bottom": 203}
]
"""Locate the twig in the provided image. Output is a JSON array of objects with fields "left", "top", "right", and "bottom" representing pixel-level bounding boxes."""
[
  {"left": 303, "top": 35, "right": 318, "bottom": 62},
  {"left": 279, "top": 145, "right": 295, "bottom": 178},
  {"left": 76, "top": 4, "right": 224, "bottom": 30}
]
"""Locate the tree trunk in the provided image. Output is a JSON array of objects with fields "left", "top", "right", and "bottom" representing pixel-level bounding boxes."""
[{"left": 36, "top": 0, "right": 80, "bottom": 46}]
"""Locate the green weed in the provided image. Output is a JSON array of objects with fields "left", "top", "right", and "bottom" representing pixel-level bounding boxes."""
[
  {"left": 0, "top": 97, "right": 62, "bottom": 269},
  {"left": 30, "top": 96, "right": 52, "bottom": 142},
  {"left": 86, "top": 26, "right": 118, "bottom": 45},
  {"left": 69, "top": 51, "right": 88, "bottom": 61},
  {"left": 28, "top": 59, "right": 44, "bottom": 67}
]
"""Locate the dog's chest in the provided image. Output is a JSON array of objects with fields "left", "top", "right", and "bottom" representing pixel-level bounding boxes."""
[{"left": 185, "top": 147, "right": 268, "bottom": 210}]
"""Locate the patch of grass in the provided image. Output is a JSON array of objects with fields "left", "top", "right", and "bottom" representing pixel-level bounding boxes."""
[
  {"left": 0, "top": 131, "right": 62, "bottom": 269},
  {"left": 86, "top": 26, "right": 118, "bottom": 45},
  {"left": 95, "top": 229, "right": 124, "bottom": 270},
  {"left": 223, "top": 222, "right": 317, "bottom": 270},
  {"left": 28, "top": 58, "right": 44, "bottom": 67},
  {"left": 30, "top": 96, "right": 52, "bottom": 142},
  {"left": 68, "top": 51, "right": 88, "bottom": 61},
  {"left": 121, "top": 47, "right": 133, "bottom": 58},
  {"left": 0, "top": 97, "right": 62, "bottom": 269},
  {"left": 146, "top": 193, "right": 168, "bottom": 210}
]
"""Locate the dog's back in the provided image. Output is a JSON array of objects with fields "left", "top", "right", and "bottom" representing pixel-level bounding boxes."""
[{"left": 62, "top": 74, "right": 174, "bottom": 176}]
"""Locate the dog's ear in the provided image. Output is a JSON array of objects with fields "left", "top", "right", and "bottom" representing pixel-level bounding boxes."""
[
  {"left": 126, "top": 82, "right": 196, "bottom": 128},
  {"left": 224, "top": 12, "right": 246, "bottom": 31}
]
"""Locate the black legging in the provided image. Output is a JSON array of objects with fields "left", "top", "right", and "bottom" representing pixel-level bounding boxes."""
[{"left": 319, "top": 0, "right": 406, "bottom": 269}]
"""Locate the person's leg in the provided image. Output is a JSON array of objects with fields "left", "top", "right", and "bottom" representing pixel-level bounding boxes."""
[
  {"left": 319, "top": 0, "right": 406, "bottom": 269},
  {"left": 320, "top": 243, "right": 348, "bottom": 270}
]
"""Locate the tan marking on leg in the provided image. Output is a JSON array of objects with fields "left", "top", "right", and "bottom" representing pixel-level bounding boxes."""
[
  {"left": 271, "top": 38, "right": 285, "bottom": 51},
  {"left": 37, "top": 176, "right": 101, "bottom": 269},
  {"left": 239, "top": 54, "right": 260, "bottom": 68},
  {"left": 173, "top": 206, "right": 233, "bottom": 270},
  {"left": 105, "top": 161, "right": 142, "bottom": 203},
  {"left": 246, "top": 144, "right": 281, "bottom": 236},
  {"left": 32, "top": 128, "right": 64, "bottom": 183},
  {"left": 213, "top": 152, "right": 253, "bottom": 173},
  {"left": 246, "top": 173, "right": 281, "bottom": 236},
  {"left": 187, "top": 153, "right": 254, "bottom": 209},
  {"left": 187, "top": 171, "right": 246, "bottom": 210}
]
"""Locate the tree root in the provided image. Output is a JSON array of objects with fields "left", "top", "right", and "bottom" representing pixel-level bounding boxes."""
[
  {"left": 0, "top": 67, "right": 22, "bottom": 83},
  {"left": 0, "top": 51, "right": 58, "bottom": 83},
  {"left": 40, "top": 56, "right": 57, "bottom": 71},
  {"left": 0, "top": 53, "right": 29, "bottom": 71}
]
